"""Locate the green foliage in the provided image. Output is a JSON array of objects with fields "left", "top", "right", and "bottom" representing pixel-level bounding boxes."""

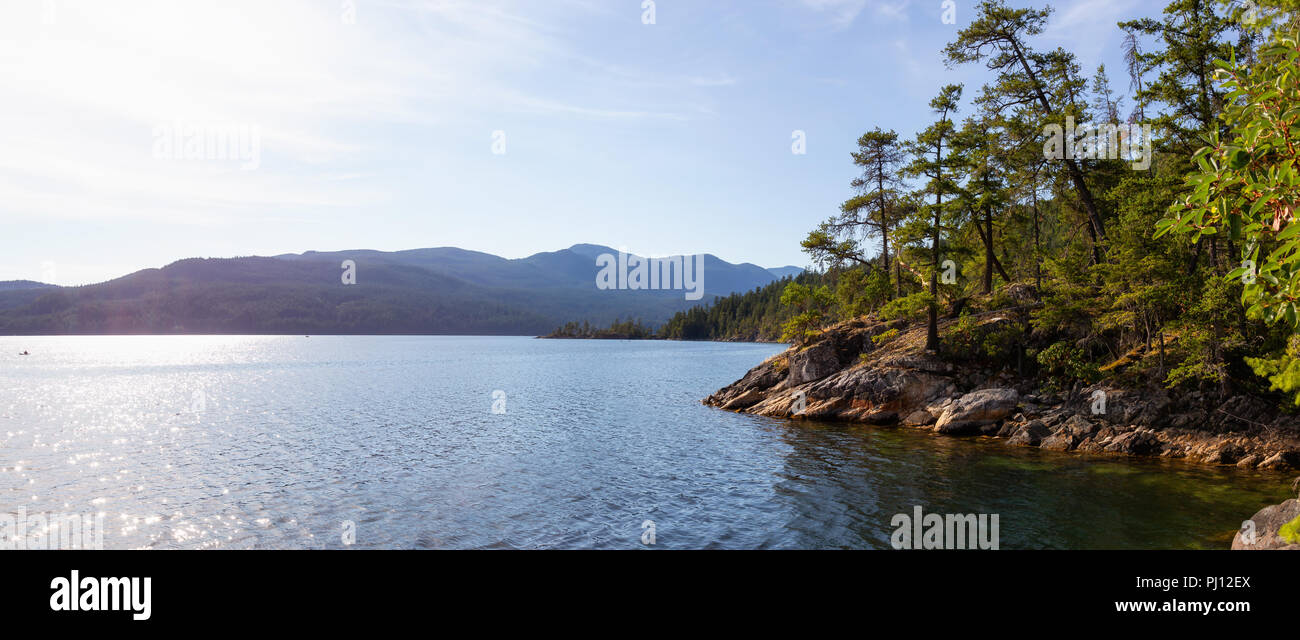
[
  {"left": 1280, "top": 512, "right": 1300, "bottom": 544},
  {"left": 769, "top": 0, "right": 1300, "bottom": 413},
  {"left": 1165, "top": 275, "right": 1242, "bottom": 389},
  {"left": 1119, "top": 0, "right": 1241, "bottom": 157},
  {"left": 656, "top": 272, "right": 830, "bottom": 341},
  {"left": 942, "top": 312, "right": 1025, "bottom": 364},
  {"left": 1158, "top": 26, "right": 1300, "bottom": 401},
  {"left": 836, "top": 267, "right": 891, "bottom": 319},
  {"left": 547, "top": 318, "right": 654, "bottom": 339},
  {"left": 779, "top": 282, "right": 835, "bottom": 343},
  {"left": 879, "top": 291, "right": 934, "bottom": 323},
  {"left": 1246, "top": 335, "right": 1300, "bottom": 406},
  {"left": 872, "top": 328, "right": 901, "bottom": 346},
  {"left": 1036, "top": 341, "right": 1100, "bottom": 385},
  {"left": 805, "top": 128, "right": 908, "bottom": 279}
]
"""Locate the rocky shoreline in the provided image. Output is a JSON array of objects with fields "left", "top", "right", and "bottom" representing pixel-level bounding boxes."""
[{"left": 703, "top": 317, "right": 1300, "bottom": 472}]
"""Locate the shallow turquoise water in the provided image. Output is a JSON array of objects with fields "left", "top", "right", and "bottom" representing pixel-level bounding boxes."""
[{"left": 0, "top": 335, "right": 1290, "bottom": 549}]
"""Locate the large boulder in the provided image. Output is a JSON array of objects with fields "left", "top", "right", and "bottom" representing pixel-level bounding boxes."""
[
  {"left": 1232, "top": 499, "right": 1300, "bottom": 550},
  {"left": 788, "top": 342, "right": 840, "bottom": 386},
  {"left": 934, "top": 388, "right": 1019, "bottom": 435},
  {"left": 805, "top": 365, "right": 955, "bottom": 417}
]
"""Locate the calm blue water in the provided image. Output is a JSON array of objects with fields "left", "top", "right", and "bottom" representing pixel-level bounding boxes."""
[{"left": 0, "top": 335, "right": 1290, "bottom": 549}]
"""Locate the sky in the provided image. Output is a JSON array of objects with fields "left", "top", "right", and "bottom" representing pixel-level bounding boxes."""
[{"left": 0, "top": 0, "right": 1158, "bottom": 286}]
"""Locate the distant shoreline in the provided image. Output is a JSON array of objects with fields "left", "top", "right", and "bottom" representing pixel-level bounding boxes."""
[
  {"left": 537, "top": 333, "right": 784, "bottom": 344},
  {"left": 3, "top": 333, "right": 786, "bottom": 344},
  {"left": 3, "top": 333, "right": 543, "bottom": 338}
]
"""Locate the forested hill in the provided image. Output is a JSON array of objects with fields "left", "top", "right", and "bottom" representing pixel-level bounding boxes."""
[
  {"left": 656, "top": 272, "right": 830, "bottom": 341},
  {"left": 546, "top": 271, "right": 830, "bottom": 342},
  {"left": 0, "top": 245, "right": 799, "bottom": 335}
]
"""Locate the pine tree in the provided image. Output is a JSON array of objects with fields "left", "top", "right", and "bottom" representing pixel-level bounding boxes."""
[
  {"left": 903, "top": 84, "right": 964, "bottom": 352},
  {"left": 945, "top": 1, "right": 1109, "bottom": 260}
]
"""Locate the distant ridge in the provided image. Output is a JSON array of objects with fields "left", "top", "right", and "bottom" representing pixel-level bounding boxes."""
[
  {"left": 0, "top": 280, "right": 55, "bottom": 291},
  {"left": 765, "top": 266, "right": 804, "bottom": 279},
  {"left": 0, "top": 245, "right": 802, "bottom": 335}
]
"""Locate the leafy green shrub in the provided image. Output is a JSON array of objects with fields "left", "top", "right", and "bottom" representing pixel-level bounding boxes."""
[
  {"left": 779, "top": 282, "right": 834, "bottom": 343},
  {"left": 943, "top": 313, "right": 1024, "bottom": 365},
  {"left": 1246, "top": 335, "right": 1300, "bottom": 406},
  {"left": 1281, "top": 512, "right": 1300, "bottom": 544},
  {"left": 836, "top": 267, "right": 892, "bottom": 320},
  {"left": 1157, "top": 27, "right": 1300, "bottom": 403},
  {"left": 872, "top": 328, "right": 900, "bottom": 346},
  {"left": 879, "top": 291, "right": 933, "bottom": 323},
  {"left": 1036, "top": 341, "right": 1099, "bottom": 384},
  {"left": 1163, "top": 277, "right": 1241, "bottom": 391}
]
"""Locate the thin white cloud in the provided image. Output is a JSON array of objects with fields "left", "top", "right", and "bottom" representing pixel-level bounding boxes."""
[
  {"left": 799, "top": 0, "right": 869, "bottom": 28},
  {"left": 873, "top": 0, "right": 912, "bottom": 22},
  {"left": 1040, "top": 0, "right": 1143, "bottom": 67},
  {"left": 508, "top": 96, "right": 689, "bottom": 121},
  {"left": 798, "top": 0, "right": 912, "bottom": 28},
  {"left": 688, "top": 74, "right": 740, "bottom": 87}
]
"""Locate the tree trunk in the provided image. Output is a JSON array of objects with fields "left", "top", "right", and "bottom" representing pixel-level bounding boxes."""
[
  {"left": 1032, "top": 179, "right": 1042, "bottom": 292},
  {"left": 928, "top": 207, "right": 941, "bottom": 352},
  {"left": 895, "top": 259, "right": 903, "bottom": 298},
  {"left": 1010, "top": 39, "right": 1107, "bottom": 249},
  {"left": 928, "top": 141, "right": 943, "bottom": 353},
  {"left": 983, "top": 205, "right": 994, "bottom": 293},
  {"left": 877, "top": 168, "right": 892, "bottom": 299}
]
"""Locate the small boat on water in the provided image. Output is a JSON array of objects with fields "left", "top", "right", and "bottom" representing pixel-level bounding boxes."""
[{"left": 18, "top": 351, "right": 29, "bottom": 355}]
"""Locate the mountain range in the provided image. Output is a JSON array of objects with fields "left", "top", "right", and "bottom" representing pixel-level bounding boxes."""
[{"left": 0, "top": 245, "right": 801, "bottom": 335}]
